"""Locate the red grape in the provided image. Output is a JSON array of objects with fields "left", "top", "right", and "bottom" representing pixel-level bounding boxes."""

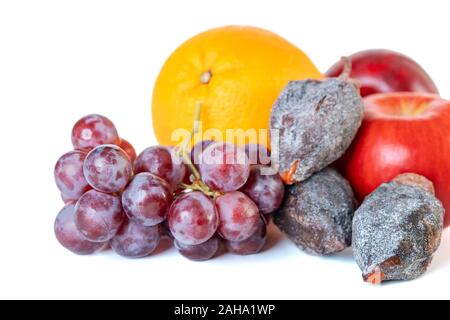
[
  {"left": 110, "top": 218, "right": 161, "bottom": 258},
  {"left": 240, "top": 165, "right": 285, "bottom": 214},
  {"left": 161, "top": 219, "right": 174, "bottom": 240},
  {"left": 190, "top": 140, "right": 214, "bottom": 165},
  {"left": 71, "top": 114, "right": 120, "bottom": 151},
  {"left": 54, "top": 151, "right": 91, "bottom": 200},
  {"left": 262, "top": 213, "right": 272, "bottom": 225},
  {"left": 122, "top": 173, "right": 172, "bottom": 226},
  {"left": 225, "top": 217, "right": 267, "bottom": 255},
  {"left": 199, "top": 142, "right": 250, "bottom": 192},
  {"left": 134, "top": 146, "right": 185, "bottom": 191},
  {"left": 83, "top": 144, "right": 133, "bottom": 194},
  {"left": 61, "top": 193, "right": 76, "bottom": 204},
  {"left": 168, "top": 192, "right": 219, "bottom": 245},
  {"left": 215, "top": 191, "right": 260, "bottom": 242},
  {"left": 119, "top": 138, "right": 137, "bottom": 162},
  {"left": 175, "top": 236, "right": 220, "bottom": 261},
  {"left": 54, "top": 203, "right": 105, "bottom": 255},
  {"left": 74, "top": 190, "right": 125, "bottom": 242},
  {"left": 245, "top": 144, "right": 271, "bottom": 165},
  {"left": 175, "top": 164, "right": 193, "bottom": 194},
  {"left": 182, "top": 166, "right": 193, "bottom": 184}
]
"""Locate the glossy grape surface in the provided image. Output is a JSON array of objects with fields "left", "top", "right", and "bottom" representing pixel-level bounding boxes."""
[
  {"left": 199, "top": 142, "right": 250, "bottom": 192},
  {"left": 111, "top": 218, "right": 161, "bottom": 258},
  {"left": 55, "top": 151, "right": 91, "bottom": 200},
  {"left": 83, "top": 144, "right": 133, "bottom": 193},
  {"left": 122, "top": 173, "right": 172, "bottom": 226},
  {"left": 240, "top": 165, "right": 285, "bottom": 214},
  {"left": 119, "top": 138, "right": 137, "bottom": 162},
  {"left": 225, "top": 217, "right": 267, "bottom": 255},
  {"left": 71, "top": 114, "right": 119, "bottom": 151},
  {"left": 175, "top": 236, "right": 220, "bottom": 261},
  {"left": 168, "top": 192, "right": 219, "bottom": 245},
  {"left": 54, "top": 203, "right": 105, "bottom": 255},
  {"left": 215, "top": 191, "right": 260, "bottom": 242},
  {"left": 245, "top": 144, "right": 271, "bottom": 165},
  {"left": 74, "top": 190, "right": 125, "bottom": 242},
  {"left": 190, "top": 140, "right": 214, "bottom": 165},
  {"left": 134, "top": 146, "right": 185, "bottom": 191}
]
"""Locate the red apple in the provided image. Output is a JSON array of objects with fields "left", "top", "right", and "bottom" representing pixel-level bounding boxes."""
[
  {"left": 339, "top": 92, "right": 450, "bottom": 226},
  {"left": 326, "top": 49, "right": 439, "bottom": 97}
]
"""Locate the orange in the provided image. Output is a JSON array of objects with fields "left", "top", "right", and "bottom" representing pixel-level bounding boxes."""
[{"left": 152, "top": 26, "right": 323, "bottom": 148}]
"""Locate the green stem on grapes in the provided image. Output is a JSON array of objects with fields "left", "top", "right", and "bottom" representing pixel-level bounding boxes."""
[
  {"left": 176, "top": 102, "right": 202, "bottom": 181},
  {"left": 179, "top": 182, "right": 218, "bottom": 198},
  {"left": 181, "top": 151, "right": 201, "bottom": 181},
  {"left": 176, "top": 102, "right": 220, "bottom": 199},
  {"left": 179, "top": 102, "right": 202, "bottom": 154}
]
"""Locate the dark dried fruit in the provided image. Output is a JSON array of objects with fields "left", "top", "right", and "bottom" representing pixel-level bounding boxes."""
[
  {"left": 273, "top": 168, "right": 356, "bottom": 255},
  {"left": 352, "top": 176, "right": 444, "bottom": 284},
  {"left": 270, "top": 77, "right": 364, "bottom": 183}
]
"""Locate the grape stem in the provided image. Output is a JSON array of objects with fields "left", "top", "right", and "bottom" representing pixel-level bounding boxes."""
[
  {"left": 181, "top": 151, "right": 201, "bottom": 181},
  {"left": 179, "top": 103, "right": 202, "bottom": 154},
  {"left": 179, "top": 183, "right": 217, "bottom": 198},
  {"left": 176, "top": 103, "right": 202, "bottom": 181},
  {"left": 176, "top": 103, "right": 221, "bottom": 198}
]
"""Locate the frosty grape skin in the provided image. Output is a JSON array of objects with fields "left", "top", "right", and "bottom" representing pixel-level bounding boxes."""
[
  {"left": 54, "top": 150, "right": 91, "bottom": 200},
  {"left": 54, "top": 203, "right": 105, "bottom": 255},
  {"left": 225, "top": 217, "right": 267, "bottom": 255},
  {"left": 240, "top": 165, "right": 284, "bottom": 214},
  {"left": 134, "top": 146, "right": 186, "bottom": 191},
  {"left": 122, "top": 173, "right": 173, "bottom": 227},
  {"left": 168, "top": 192, "right": 219, "bottom": 246},
  {"left": 71, "top": 114, "right": 120, "bottom": 151},
  {"left": 111, "top": 219, "right": 161, "bottom": 258},
  {"left": 175, "top": 236, "right": 220, "bottom": 261},
  {"left": 119, "top": 138, "right": 137, "bottom": 162},
  {"left": 61, "top": 193, "right": 77, "bottom": 204},
  {"left": 244, "top": 144, "right": 271, "bottom": 166},
  {"left": 199, "top": 142, "right": 250, "bottom": 192},
  {"left": 74, "top": 190, "right": 125, "bottom": 242},
  {"left": 55, "top": 112, "right": 287, "bottom": 261},
  {"left": 83, "top": 144, "right": 133, "bottom": 194},
  {"left": 216, "top": 191, "right": 260, "bottom": 242},
  {"left": 190, "top": 140, "right": 215, "bottom": 166}
]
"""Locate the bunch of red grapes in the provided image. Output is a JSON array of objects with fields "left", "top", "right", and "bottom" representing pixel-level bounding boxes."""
[{"left": 54, "top": 114, "right": 285, "bottom": 261}]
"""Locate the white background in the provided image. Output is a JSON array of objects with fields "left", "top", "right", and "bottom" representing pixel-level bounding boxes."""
[{"left": 1, "top": 0, "right": 449, "bottom": 300}]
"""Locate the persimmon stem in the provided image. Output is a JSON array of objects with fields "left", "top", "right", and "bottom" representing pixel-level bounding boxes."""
[{"left": 339, "top": 56, "right": 352, "bottom": 81}]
